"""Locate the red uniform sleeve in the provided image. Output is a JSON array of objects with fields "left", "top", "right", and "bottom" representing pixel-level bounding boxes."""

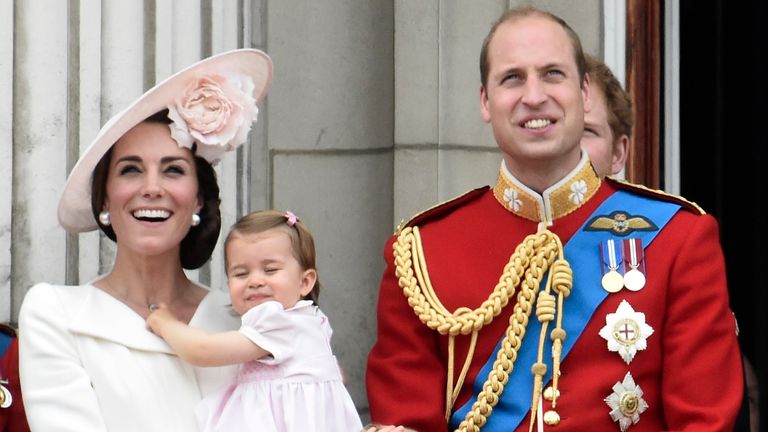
[
  {"left": 1, "top": 338, "right": 31, "bottom": 432},
  {"left": 366, "top": 236, "right": 448, "bottom": 431},
  {"left": 660, "top": 213, "right": 742, "bottom": 431}
]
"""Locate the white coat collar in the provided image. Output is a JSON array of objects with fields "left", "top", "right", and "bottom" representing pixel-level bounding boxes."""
[{"left": 68, "top": 284, "right": 236, "bottom": 354}]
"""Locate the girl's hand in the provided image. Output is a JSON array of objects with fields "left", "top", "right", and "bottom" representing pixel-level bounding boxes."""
[
  {"left": 145, "top": 302, "right": 177, "bottom": 336},
  {"left": 363, "top": 425, "right": 409, "bottom": 432}
]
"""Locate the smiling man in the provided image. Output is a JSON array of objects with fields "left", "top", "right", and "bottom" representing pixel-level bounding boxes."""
[{"left": 366, "top": 6, "right": 743, "bottom": 432}]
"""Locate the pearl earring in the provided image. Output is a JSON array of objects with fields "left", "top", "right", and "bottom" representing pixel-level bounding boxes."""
[
  {"left": 191, "top": 213, "right": 201, "bottom": 227},
  {"left": 98, "top": 210, "right": 111, "bottom": 226}
]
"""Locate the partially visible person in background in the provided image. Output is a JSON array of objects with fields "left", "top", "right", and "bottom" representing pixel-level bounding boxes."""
[
  {"left": 0, "top": 324, "right": 29, "bottom": 432},
  {"left": 583, "top": 54, "right": 760, "bottom": 432},
  {"left": 580, "top": 54, "right": 631, "bottom": 178},
  {"left": 743, "top": 356, "right": 760, "bottom": 432}
]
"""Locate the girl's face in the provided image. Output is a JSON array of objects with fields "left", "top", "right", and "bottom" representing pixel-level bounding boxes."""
[
  {"left": 226, "top": 227, "right": 317, "bottom": 315},
  {"left": 105, "top": 121, "right": 202, "bottom": 258}
]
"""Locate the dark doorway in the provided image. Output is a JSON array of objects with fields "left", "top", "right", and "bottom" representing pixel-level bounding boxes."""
[{"left": 679, "top": 0, "right": 767, "bottom": 429}]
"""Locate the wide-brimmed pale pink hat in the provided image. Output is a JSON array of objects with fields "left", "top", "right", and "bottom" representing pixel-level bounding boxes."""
[{"left": 58, "top": 48, "right": 272, "bottom": 233}]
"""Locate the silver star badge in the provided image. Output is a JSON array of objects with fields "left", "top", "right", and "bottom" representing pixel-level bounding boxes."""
[
  {"left": 0, "top": 380, "right": 11, "bottom": 409},
  {"left": 605, "top": 372, "right": 648, "bottom": 431},
  {"left": 599, "top": 300, "right": 654, "bottom": 364}
]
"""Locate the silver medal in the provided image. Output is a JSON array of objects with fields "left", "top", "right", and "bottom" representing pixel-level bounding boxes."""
[{"left": 623, "top": 268, "right": 646, "bottom": 291}]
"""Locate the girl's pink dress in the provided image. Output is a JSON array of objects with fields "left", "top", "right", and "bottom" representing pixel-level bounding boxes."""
[{"left": 196, "top": 300, "right": 363, "bottom": 431}]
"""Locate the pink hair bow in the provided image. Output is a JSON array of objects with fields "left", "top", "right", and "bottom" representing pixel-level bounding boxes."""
[{"left": 285, "top": 211, "right": 298, "bottom": 226}]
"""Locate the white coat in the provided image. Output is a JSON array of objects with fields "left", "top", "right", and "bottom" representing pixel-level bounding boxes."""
[{"left": 19, "top": 282, "right": 240, "bottom": 432}]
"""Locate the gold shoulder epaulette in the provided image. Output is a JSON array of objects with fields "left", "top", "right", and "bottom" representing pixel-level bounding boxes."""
[
  {"left": 395, "top": 186, "right": 489, "bottom": 235},
  {"left": 607, "top": 177, "right": 705, "bottom": 215}
]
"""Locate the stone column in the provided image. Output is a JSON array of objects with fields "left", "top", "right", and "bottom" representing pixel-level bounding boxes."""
[{"left": 265, "top": 0, "right": 395, "bottom": 416}]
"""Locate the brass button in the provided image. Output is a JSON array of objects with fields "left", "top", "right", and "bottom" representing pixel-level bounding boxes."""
[
  {"left": 543, "top": 410, "right": 560, "bottom": 425},
  {"left": 543, "top": 386, "right": 560, "bottom": 401}
]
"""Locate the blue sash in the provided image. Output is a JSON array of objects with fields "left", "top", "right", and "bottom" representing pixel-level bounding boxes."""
[
  {"left": 0, "top": 333, "right": 10, "bottom": 358},
  {"left": 0, "top": 332, "right": 11, "bottom": 379},
  {"left": 450, "top": 190, "right": 681, "bottom": 430}
]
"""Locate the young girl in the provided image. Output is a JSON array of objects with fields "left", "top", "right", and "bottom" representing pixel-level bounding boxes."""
[{"left": 146, "top": 210, "right": 363, "bottom": 432}]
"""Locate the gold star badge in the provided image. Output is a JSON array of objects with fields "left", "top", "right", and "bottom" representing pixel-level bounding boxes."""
[{"left": 605, "top": 372, "right": 648, "bottom": 431}]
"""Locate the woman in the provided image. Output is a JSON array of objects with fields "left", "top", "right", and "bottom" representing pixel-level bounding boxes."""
[{"left": 18, "top": 49, "right": 272, "bottom": 432}]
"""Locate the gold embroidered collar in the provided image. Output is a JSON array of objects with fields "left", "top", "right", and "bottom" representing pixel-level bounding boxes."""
[{"left": 492, "top": 152, "right": 601, "bottom": 223}]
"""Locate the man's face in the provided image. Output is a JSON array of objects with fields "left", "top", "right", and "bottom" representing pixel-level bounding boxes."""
[
  {"left": 480, "top": 15, "right": 589, "bottom": 181},
  {"left": 581, "top": 84, "right": 628, "bottom": 177}
]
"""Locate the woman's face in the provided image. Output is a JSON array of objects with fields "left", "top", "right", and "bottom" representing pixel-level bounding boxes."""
[{"left": 104, "top": 121, "right": 201, "bottom": 258}]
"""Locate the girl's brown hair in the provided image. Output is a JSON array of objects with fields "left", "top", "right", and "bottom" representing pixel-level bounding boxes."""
[{"left": 224, "top": 210, "right": 320, "bottom": 304}]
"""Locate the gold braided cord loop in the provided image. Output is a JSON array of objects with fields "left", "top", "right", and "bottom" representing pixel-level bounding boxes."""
[
  {"left": 536, "top": 292, "right": 556, "bottom": 321},
  {"left": 457, "top": 242, "right": 561, "bottom": 432},
  {"left": 548, "top": 259, "right": 572, "bottom": 411},
  {"left": 393, "top": 226, "right": 569, "bottom": 432},
  {"left": 395, "top": 227, "right": 559, "bottom": 337},
  {"left": 528, "top": 256, "right": 573, "bottom": 432},
  {"left": 550, "top": 259, "right": 573, "bottom": 299}
]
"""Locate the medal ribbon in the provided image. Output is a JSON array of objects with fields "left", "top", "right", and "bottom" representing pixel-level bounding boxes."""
[
  {"left": 624, "top": 238, "right": 643, "bottom": 271},
  {"left": 602, "top": 239, "right": 623, "bottom": 273},
  {"left": 450, "top": 190, "right": 680, "bottom": 431}
]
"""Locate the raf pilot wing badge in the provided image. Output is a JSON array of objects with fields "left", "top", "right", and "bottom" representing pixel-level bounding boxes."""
[{"left": 585, "top": 211, "right": 658, "bottom": 236}]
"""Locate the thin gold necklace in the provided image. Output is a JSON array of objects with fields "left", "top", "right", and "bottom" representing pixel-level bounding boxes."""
[{"left": 101, "top": 277, "right": 190, "bottom": 315}]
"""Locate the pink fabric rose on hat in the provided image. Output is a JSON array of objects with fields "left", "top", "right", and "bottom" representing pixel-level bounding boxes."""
[{"left": 168, "top": 73, "right": 258, "bottom": 164}]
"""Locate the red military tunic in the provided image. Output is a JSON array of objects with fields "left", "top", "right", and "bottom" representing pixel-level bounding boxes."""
[
  {"left": 366, "top": 157, "right": 743, "bottom": 431},
  {"left": 0, "top": 325, "right": 30, "bottom": 432}
]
